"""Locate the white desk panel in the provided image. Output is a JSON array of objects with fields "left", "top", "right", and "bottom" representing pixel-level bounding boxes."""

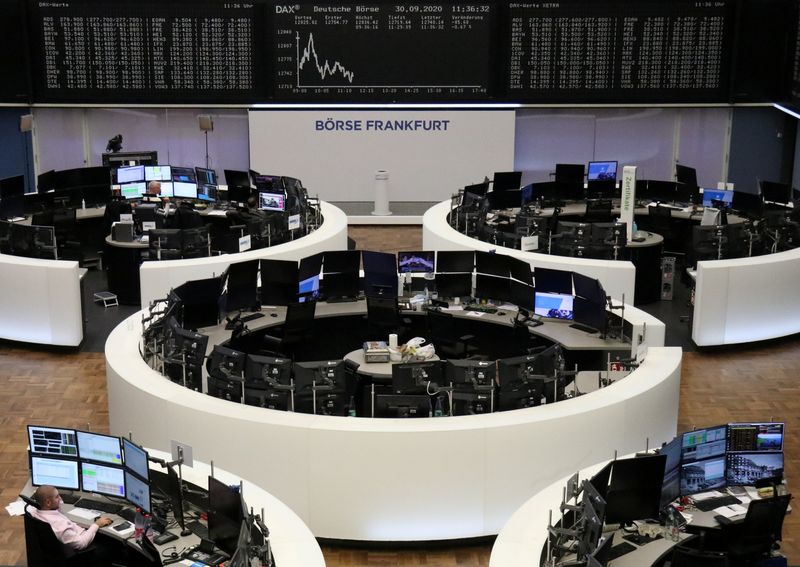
[
  {"left": 422, "top": 201, "right": 637, "bottom": 303},
  {"left": 107, "top": 311, "right": 679, "bottom": 542},
  {"left": 0, "top": 253, "right": 83, "bottom": 346},
  {"left": 139, "top": 201, "right": 348, "bottom": 307},
  {"left": 693, "top": 248, "right": 800, "bottom": 346}
]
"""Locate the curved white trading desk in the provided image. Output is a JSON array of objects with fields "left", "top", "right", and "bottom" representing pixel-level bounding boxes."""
[
  {"left": 422, "top": 201, "right": 637, "bottom": 303},
  {"left": 107, "top": 305, "right": 679, "bottom": 542},
  {"left": 147, "top": 449, "right": 325, "bottom": 567},
  {"left": 692, "top": 247, "right": 800, "bottom": 346},
  {"left": 0, "top": 253, "right": 83, "bottom": 346},
  {"left": 139, "top": 201, "right": 349, "bottom": 307}
]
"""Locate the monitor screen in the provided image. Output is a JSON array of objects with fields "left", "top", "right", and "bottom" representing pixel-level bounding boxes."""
[
  {"left": 702, "top": 188, "right": 733, "bottom": 208},
  {"left": 680, "top": 456, "right": 726, "bottom": 496},
  {"left": 681, "top": 424, "right": 727, "bottom": 463},
  {"left": 157, "top": 182, "right": 174, "bottom": 198},
  {"left": 173, "top": 181, "right": 198, "bottom": 199},
  {"left": 208, "top": 476, "right": 244, "bottom": 555},
  {"left": 436, "top": 251, "right": 474, "bottom": 273},
  {"left": 117, "top": 165, "right": 144, "bottom": 184},
  {"left": 144, "top": 165, "right": 172, "bottom": 181},
  {"left": 475, "top": 250, "right": 510, "bottom": 277},
  {"left": 224, "top": 169, "right": 251, "bottom": 188},
  {"left": 171, "top": 166, "right": 196, "bottom": 183},
  {"left": 492, "top": 171, "right": 522, "bottom": 191},
  {"left": 28, "top": 425, "right": 78, "bottom": 457},
  {"left": 726, "top": 452, "right": 784, "bottom": 486},
  {"left": 30, "top": 455, "right": 81, "bottom": 490},
  {"left": 80, "top": 462, "right": 126, "bottom": 497},
  {"left": 510, "top": 280, "right": 535, "bottom": 311},
  {"left": 604, "top": 454, "right": 666, "bottom": 525},
  {"left": 125, "top": 470, "right": 152, "bottom": 513},
  {"left": 534, "top": 292, "right": 574, "bottom": 320},
  {"left": 392, "top": 361, "right": 444, "bottom": 394},
  {"left": 727, "top": 422, "right": 784, "bottom": 453},
  {"left": 572, "top": 273, "right": 605, "bottom": 305},
  {"left": 475, "top": 274, "right": 511, "bottom": 302},
  {"left": 573, "top": 296, "right": 606, "bottom": 333},
  {"left": 731, "top": 190, "right": 763, "bottom": 216},
  {"left": 587, "top": 161, "right": 618, "bottom": 181},
  {"left": 397, "top": 251, "right": 435, "bottom": 274},
  {"left": 120, "top": 182, "right": 147, "bottom": 200},
  {"left": 760, "top": 180, "right": 790, "bottom": 204},
  {"left": 534, "top": 267, "right": 572, "bottom": 294},
  {"left": 435, "top": 273, "right": 472, "bottom": 299},
  {"left": 197, "top": 184, "right": 217, "bottom": 202},
  {"left": 76, "top": 431, "right": 123, "bottom": 465},
  {"left": 298, "top": 275, "right": 320, "bottom": 302},
  {"left": 676, "top": 164, "right": 698, "bottom": 188},
  {"left": 660, "top": 436, "right": 683, "bottom": 474},
  {"left": 122, "top": 438, "right": 150, "bottom": 481},
  {"left": 195, "top": 167, "right": 217, "bottom": 186},
  {"left": 259, "top": 192, "right": 285, "bottom": 211}
]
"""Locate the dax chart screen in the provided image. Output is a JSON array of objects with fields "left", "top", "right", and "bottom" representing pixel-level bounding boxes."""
[{"left": 272, "top": 2, "right": 495, "bottom": 101}]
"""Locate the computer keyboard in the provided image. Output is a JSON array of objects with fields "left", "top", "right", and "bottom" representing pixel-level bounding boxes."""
[
  {"left": 465, "top": 304, "right": 498, "bottom": 314},
  {"left": 186, "top": 519, "right": 209, "bottom": 540},
  {"left": 606, "top": 541, "right": 637, "bottom": 561},
  {"left": 569, "top": 322, "right": 598, "bottom": 334},
  {"left": 693, "top": 495, "right": 741, "bottom": 512},
  {"left": 239, "top": 312, "right": 265, "bottom": 323},
  {"left": 74, "top": 498, "right": 124, "bottom": 515}
]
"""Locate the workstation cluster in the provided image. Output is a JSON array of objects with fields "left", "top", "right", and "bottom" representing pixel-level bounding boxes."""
[
  {"left": 23, "top": 424, "right": 277, "bottom": 566},
  {"left": 136, "top": 247, "right": 631, "bottom": 419},
  {"left": 529, "top": 421, "right": 787, "bottom": 567}
]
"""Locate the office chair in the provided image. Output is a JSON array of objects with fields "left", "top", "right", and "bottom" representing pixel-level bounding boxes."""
[
  {"left": 670, "top": 544, "right": 730, "bottom": 567},
  {"left": 24, "top": 505, "right": 98, "bottom": 567},
  {"left": 584, "top": 199, "right": 613, "bottom": 223},
  {"left": 52, "top": 207, "right": 82, "bottom": 261},
  {"left": 262, "top": 301, "right": 317, "bottom": 361},
  {"left": 426, "top": 308, "right": 477, "bottom": 359},
  {"left": 173, "top": 204, "right": 203, "bottom": 229},
  {"left": 366, "top": 295, "right": 410, "bottom": 342},
  {"left": 722, "top": 493, "right": 791, "bottom": 567},
  {"left": 181, "top": 226, "right": 211, "bottom": 258},
  {"left": 31, "top": 210, "right": 54, "bottom": 227}
]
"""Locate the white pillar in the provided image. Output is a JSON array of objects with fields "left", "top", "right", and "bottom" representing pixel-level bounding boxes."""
[{"left": 372, "top": 170, "right": 392, "bottom": 216}]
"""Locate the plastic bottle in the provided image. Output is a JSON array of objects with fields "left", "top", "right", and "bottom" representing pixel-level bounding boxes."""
[
  {"left": 81, "top": 198, "right": 86, "bottom": 210},
  {"left": 134, "top": 507, "right": 145, "bottom": 539},
  {"left": 347, "top": 395, "right": 357, "bottom": 417},
  {"left": 434, "top": 396, "right": 444, "bottom": 417}
]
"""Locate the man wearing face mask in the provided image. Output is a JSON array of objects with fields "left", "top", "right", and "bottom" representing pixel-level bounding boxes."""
[{"left": 29, "top": 485, "right": 114, "bottom": 551}]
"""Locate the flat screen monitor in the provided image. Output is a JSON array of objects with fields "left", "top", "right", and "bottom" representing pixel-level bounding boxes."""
[
  {"left": 122, "top": 438, "right": 149, "bottom": 481},
  {"left": 197, "top": 184, "right": 217, "bottom": 202},
  {"left": 604, "top": 454, "right": 666, "bottom": 525},
  {"left": 397, "top": 250, "right": 435, "bottom": 274},
  {"left": 0, "top": 175, "right": 25, "bottom": 199},
  {"left": 637, "top": 180, "right": 677, "bottom": 203},
  {"left": 661, "top": 467, "right": 680, "bottom": 510},
  {"left": 0, "top": 193, "right": 24, "bottom": 219},
  {"left": 487, "top": 189, "right": 521, "bottom": 209},
  {"left": 298, "top": 274, "right": 320, "bottom": 302},
  {"left": 125, "top": 470, "right": 152, "bottom": 513},
  {"left": 324, "top": 250, "right": 360, "bottom": 274},
  {"left": 573, "top": 273, "right": 605, "bottom": 305},
  {"left": 293, "top": 360, "right": 346, "bottom": 395},
  {"left": 681, "top": 424, "right": 727, "bottom": 463},
  {"left": 144, "top": 165, "right": 172, "bottom": 181},
  {"left": 555, "top": 163, "right": 585, "bottom": 184},
  {"left": 510, "top": 280, "right": 534, "bottom": 311},
  {"left": 81, "top": 184, "right": 113, "bottom": 206},
  {"left": 117, "top": 165, "right": 145, "bottom": 184},
  {"left": 260, "top": 258, "right": 298, "bottom": 306},
  {"left": 245, "top": 354, "right": 293, "bottom": 388},
  {"left": 225, "top": 259, "right": 259, "bottom": 313},
  {"left": 227, "top": 185, "right": 252, "bottom": 203},
  {"left": 392, "top": 361, "right": 443, "bottom": 394},
  {"left": 731, "top": 190, "right": 763, "bottom": 216},
  {"left": 173, "top": 276, "right": 224, "bottom": 329},
  {"left": 30, "top": 455, "right": 81, "bottom": 490},
  {"left": 508, "top": 256, "right": 533, "bottom": 285},
  {"left": 195, "top": 167, "right": 217, "bottom": 186},
  {"left": 475, "top": 250, "right": 510, "bottom": 277},
  {"left": 80, "top": 462, "right": 126, "bottom": 498},
  {"left": 676, "top": 164, "right": 698, "bottom": 188},
  {"left": 436, "top": 251, "right": 474, "bottom": 273},
  {"left": 157, "top": 182, "right": 174, "bottom": 198},
  {"left": 587, "top": 161, "right": 617, "bottom": 181},
  {"left": 475, "top": 274, "right": 511, "bottom": 302},
  {"left": 726, "top": 422, "right": 784, "bottom": 453},
  {"left": 224, "top": 169, "right": 251, "bottom": 188},
  {"left": 259, "top": 192, "right": 285, "bottom": 211},
  {"left": 588, "top": 461, "right": 614, "bottom": 501},
  {"left": 362, "top": 250, "right": 397, "bottom": 297},
  {"left": 208, "top": 476, "right": 244, "bottom": 555},
  {"left": 674, "top": 181, "right": 700, "bottom": 205},
  {"left": 573, "top": 296, "right": 606, "bottom": 333},
  {"left": 520, "top": 183, "right": 535, "bottom": 205},
  {"left": 534, "top": 292, "right": 574, "bottom": 320},
  {"left": 76, "top": 431, "right": 123, "bottom": 465},
  {"left": 702, "top": 188, "right": 733, "bottom": 208},
  {"left": 120, "top": 182, "right": 147, "bottom": 200},
  {"left": 298, "top": 252, "right": 323, "bottom": 280},
  {"left": 445, "top": 359, "right": 496, "bottom": 387},
  {"left": 760, "top": 180, "right": 791, "bottom": 204},
  {"left": 173, "top": 182, "right": 198, "bottom": 199},
  {"left": 435, "top": 273, "right": 472, "bottom": 299},
  {"left": 28, "top": 425, "right": 78, "bottom": 457},
  {"left": 587, "top": 533, "right": 614, "bottom": 567},
  {"left": 254, "top": 175, "right": 282, "bottom": 193},
  {"left": 680, "top": 455, "right": 726, "bottom": 495},
  {"left": 660, "top": 436, "right": 683, "bottom": 474},
  {"left": 374, "top": 394, "right": 430, "bottom": 418},
  {"left": 322, "top": 272, "right": 359, "bottom": 300},
  {"left": 534, "top": 267, "right": 572, "bottom": 294},
  {"left": 463, "top": 181, "right": 489, "bottom": 197},
  {"left": 492, "top": 171, "right": 522, "bottom": 191},
  {"left": 726, "top": 452, "right": 784, "bottom": 486}
]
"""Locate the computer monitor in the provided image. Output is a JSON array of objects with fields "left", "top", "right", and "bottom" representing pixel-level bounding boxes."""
[
  {"left": 534, "top": 267, "right": 572, "bottom": 294},
  {"left": 117, "top": 165, "right": 145, "bottom": 184},
  {"left": 726, "top": 452, "right": 784, "bottom": 486},
  {"left": 464, "top": 181, "right": 489, "bottom": 197},
  {"left": 227, "top": 185, "right": 252, "bottom": 203},
  {"left": 258, "top": 191, "right": 285, "bottom": 211},
  {"left": 28, "top": 425, "right": 78, "bottom": 457},
  {"left": 293, "top": 360, "right": 346, "bottom": 394},
  {"left": 254, "top": 174, "right": 282, "bottom": 193},
  {"left": 726, "top": 422, "right": 784, "bottom": 453},
  {"left": 80, "top": 461, "right": 125, "bottom": 498},
  {"left": 680, "top": 455, "right": 726, "bottom": 496},
  {"left": 475, "top": 274, "right": 511, "bottom": 303},
  {"left": 492, "top": 171, "right": 522, "bottom": 192},
  {"left": 260, "top": 258, "right": 298, "bottom": 306},
  {"left": 445, "top": 359, "right": 496, "bottom": 387},
  {"left": 674, "top": 181, "right": 700, "bottom": 205},
  {"left": 245, "top": 354, "right": 293, "bottom": 389},
  {"left": 660, "top": 436, "right": 682, "bottom": 474},
  {"left": 195, "top": 167, "right": 217, "bottom": 186},
  {"left": 760, "top": 180, "right": 791, "bottom": 204},
  {"left": 573, "top": 297, "right": 606, "bottom": 334},
  {"left": 435, "top": 273, "right": 472, "bottom": 299},
  {"left": 225, "top": 259, "right": 259, "bottom": 313},
  {"left": 587, "top": 161, "right": 617, "bottom": 181},
  {"left": 731, "top": 191, "right": 763, "bottom": 217},
  {"left": 374, "top": 394, "right": 430, "bottom": 418},
  {"left": 298, "top": 274, "right": 320, "bottom": 302},
  {"left": 323, "top": 250, "right": 360, "bottom": 274},
  {"left": 510, "top": 280, "right": 534, "bottom": 311},
  {"left": 604, "top": 454, "right": 666, "bottom": 525},
  {"left": 702, "top": 188, "right": 733, "bottom": 208},
  {"left": 636, "top": 180, "right": 677, "bottom": 203},
  {"left": 172, "top": 167, "right": 198, "bottom": 199},
  {"left": 322, "top": 272, "right": 360, "bottom": 301},
  {"left": 197, "top": 184, "right": 217, "bottom": 202},
  {"left": 122, "top": 438, "right": 149, "bottom": 481},
  {"left": 144, "top": 165, "right": 171, "bottom": 182},
  {"left": 534, "top": 291, "right": 574, "bottom": 320},
  {"left": 120, "top": 182, "right": 147, "bottom": 200},
  {"left": 173, "top": 276, "right": 224, "bottom": 329},
  {"left": 362, "top": 250, "right": 398, "bottom": 297},
  {"left": 29, "top": 454, "right": 81, "bottom": 490},
  {"left": 436, "top": 251, "right": 474, "bottom": 273},
  {"left": 224, "top": 169, "right": 251, "bottom": 188},
  {"left": 681, "top": 424, "right": 727, "bottom": 463},
  {"left": 208, "top": 475, "right": 244, "bottom": 556},
  {"left": 125, "top": 470, "right": 152, "bottom": 513},
  {"left": 397, "top": 251, "right": 435, "bottom": 274},
  {"left": 76, "top": 431, "right": 123, "bottom": 465},
  {"left": 487, "top": 189, "right": 521, "bottom": 209},
  {"left": 392, "top": 361, "right": 443, "bottom": 394},
  {"left": 573, "top": 273, "right": 605, "bottom": 305},
  {"left": 475, "top": 250, "right": 510, "bottom": 277},
  {"left": 586, "top": 533, "right": 614, "bottom": 567},
  {"left": 555, "top": 163, "right": 585, "bottom": 185},
  {"left": 676, "top": 164, "right": 698, "bottom": 188}
]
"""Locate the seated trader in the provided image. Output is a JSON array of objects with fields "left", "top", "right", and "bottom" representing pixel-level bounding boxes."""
[
  {"left": 29, "top": 485, "right": 113, "bottom": 552},
  {"left": 226, "top": 195, "right": 267, "bottom": 225},
  {"left": 144, "top": 180, "right": 169, "bottom": 205}
]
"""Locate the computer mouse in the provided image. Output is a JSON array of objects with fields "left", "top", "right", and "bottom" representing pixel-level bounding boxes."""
[
  {"left": 270, "top": 313, "right": 277, "bottom": 317},
  {"left": 497, "top": 311, "right": 506, "bottom": 316}
]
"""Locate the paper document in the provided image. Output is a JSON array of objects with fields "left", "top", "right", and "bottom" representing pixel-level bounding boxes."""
[
  {"left": 714, "top": 504, "right": 746, "bottom": 518},
  {"left": 692, "top": 490, "right": 725, "bottom": 501},
  {"left": 5, "top": 499, "right": 25, "bottom": 516}
]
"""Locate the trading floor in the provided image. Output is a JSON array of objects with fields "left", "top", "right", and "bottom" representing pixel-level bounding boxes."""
[{"left": 0, "top": 225, "right": 797, "bottom": 566}]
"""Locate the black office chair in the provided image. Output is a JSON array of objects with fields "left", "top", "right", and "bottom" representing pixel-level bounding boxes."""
[
  {"left": 366, "top": 296, "right": 410, "bottom": 342},
  {"left": 173, "top": 204, "right": 203, "bottom": 229},
  {"left": 23, "top": 504, "right": 98, "bottom": 567},
  {"left": 262, "top": 301, "right": 317, "bottom": 361},
  {"left": 584, "top": 199, "right": 613, "bottom": 223},
  {"left": 31, "top": 210, "right": 54, "bottom": 227},
  {"left": 181, "top": 226, "right": 210, "bottom": 258},
  {"left": 426, "top": 308, "right": 477, "bottom": 359},
  {"left": 52, "top": 207, "right": 82, "bottom": 261},
  {"left": 670, "top": 544, "right": 730, "bottom": 567},
  {"left": 722, "top": 493, "right": 791, "bottom": 567}
]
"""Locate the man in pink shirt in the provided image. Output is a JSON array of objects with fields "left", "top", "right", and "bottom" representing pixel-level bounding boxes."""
[{"left": 29, "top": 485, "right": 114, "bottom": 552}]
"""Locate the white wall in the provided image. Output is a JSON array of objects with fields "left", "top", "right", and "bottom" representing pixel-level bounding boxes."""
[{"left": 248, "top": 109, "right": 516, "bottom": 202}]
